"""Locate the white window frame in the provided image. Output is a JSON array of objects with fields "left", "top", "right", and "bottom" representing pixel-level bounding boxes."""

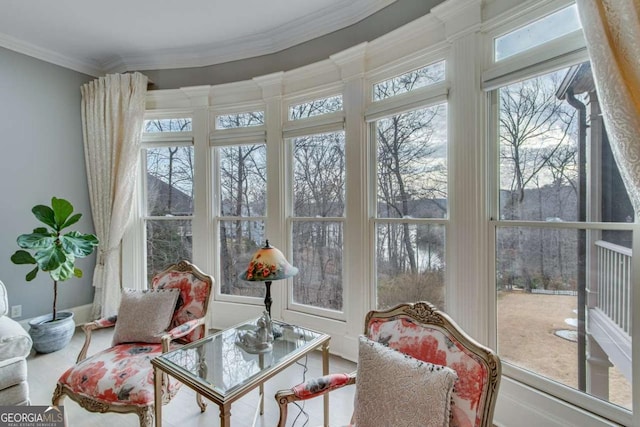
[
  {"left": 126, "top": 111, "right": 196, "bottom": 287},
  {"left": 484, "top": 5, "right": 634, "bottom": 425},
  {"left": 209, "top": 104, "right": 268, "bottom": 307},
  {"left": 284, "top": 88, "right": 347, "bottom": 321},
  {"left": 366, "top": 62, "right": 450, "bottom": 309}
]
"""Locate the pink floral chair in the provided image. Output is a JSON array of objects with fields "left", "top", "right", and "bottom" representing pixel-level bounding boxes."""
[
  {"left": 52, "top": 260, "right": 213, "bottom": 427},
  {"left": 276, "top": 301, "right": 501, "bottom": 427}
]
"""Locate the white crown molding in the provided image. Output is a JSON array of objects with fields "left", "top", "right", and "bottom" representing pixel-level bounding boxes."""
[
  {"left": 330, "top": 42, "right": 368, "bottom": 81},
  {"left": 281, "top": 58, "right": 343, "bottom": 96},
  {"left": 431, "top": 0, "right": 482, "bottom": 40},
  {"left": 0, "top": 31, "right": 102, "bottom": 77},
  {"left": 365, "top": 11, "right": 446, "bottom": 76},
  {"left": 145, "top": 89, "right": 195, "bottom": 110},
  {"left": 367, "top": 11, "right": 442, "bottom": 56},
  {"left": 106, "top": 0, "right": 397, "bottom": 73},
  {"left": 254, "top": 72, "right": 285, "bottom": 99},
  {"left": 180, "top": 85, "right": 212, "bottom": 108},
  {"left": 210, "top": 80, "right": 264, "bottom": 107}
]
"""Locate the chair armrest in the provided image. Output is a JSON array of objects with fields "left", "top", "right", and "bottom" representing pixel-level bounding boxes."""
[
  {"left": 76, "top": 315, "right": 117, "bottom": 363},
  {"left": 161, "top": 318, "right": 205, "bottom": 353},
  {"left": 275, "top": 372, "right": 356, "bottom": 427}
]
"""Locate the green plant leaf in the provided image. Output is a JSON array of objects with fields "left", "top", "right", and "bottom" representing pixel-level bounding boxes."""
[
  {"left": 10, "top": 250, "right": 36, "bottom": 265},
  {"left": 16, "top": 231, "right": 55, "bottom": 249},
  {"left": 51, "top": 197, "right": 73, "bottom": 229},
  {"left": 33, "top": 245, "right": 67, "bottom": 272},
  {"left": 13, "top": 197, "right": 99, "bottom": 287},
  {"left": 61, "top": 213, "right": 82, "bottom": 230},
  {"left": 25, "top": 266, "right": 39, "bottom": 281},
  {"left": 50, "top": 258, "right": 75, "bottom": 281},
  {"left": 60, "top": 231, "right": 99, "bottom": 257},
  {"left": 32, "top": 205, "right": 57, "bottom": 229}
]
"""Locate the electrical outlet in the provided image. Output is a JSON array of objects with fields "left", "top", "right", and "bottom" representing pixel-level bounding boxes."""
[{"left": 10, "top": 305, "right": 21, "bottom": 318}]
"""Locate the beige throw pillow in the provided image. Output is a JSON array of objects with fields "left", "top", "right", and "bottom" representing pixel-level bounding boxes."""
[
  {"left": 112, "top": 288, "right": 180, "bottom": 345},
  {"left": 353, "top": 335, "right": 458, "bottom": 427}
]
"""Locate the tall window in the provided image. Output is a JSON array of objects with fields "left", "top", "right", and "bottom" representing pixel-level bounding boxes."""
[
  {"left": 370, "top": 62, "right": 448, "bottom": 310},
  {"left": 494, "top": 64, "right": 633, "bottom": 410},
  {"left": 291, "top": 131, "right": 345, "bottom": 311},
  {"left": 142, "top": 118, "right": 194, "bottom": 282},
  {"left": 214, "top": 111, "right": 266, "bottom": 297},
  {"left": 287, "top": 95, "right": 345, "bottom": 313},
  {"left": 488, "top": 7, "right": 637, "bottom": 421}
]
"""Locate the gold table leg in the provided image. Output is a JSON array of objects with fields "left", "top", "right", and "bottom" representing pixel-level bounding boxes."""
[
  {"left": 153, "top": 366, "right": 162, "bottom": 427},
  {"left": 219, "top": 403, "right": 231, "bottom": 427},
  {"left": 259, "top": 353, "right": 265, "bottom": 415},
  {"left": 323, "top": 341, "right": 330, "bottom": 427}
]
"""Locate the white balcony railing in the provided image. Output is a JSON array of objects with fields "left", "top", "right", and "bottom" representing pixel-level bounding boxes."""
[{"left": 595, "top": 240, "right": 632, "bottom": 335}]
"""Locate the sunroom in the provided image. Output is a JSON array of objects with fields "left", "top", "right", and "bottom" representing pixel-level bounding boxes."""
[
  {"left": 125, "top": 1, "right": 639, "bottom": 426},
  {"left": 2, "top": 0, "right": 638, "bottom": 426}
]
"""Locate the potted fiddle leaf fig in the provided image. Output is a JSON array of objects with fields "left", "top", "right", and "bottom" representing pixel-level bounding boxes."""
[{"left": 10, "top": 197, "right": 99, "bottom": 353}]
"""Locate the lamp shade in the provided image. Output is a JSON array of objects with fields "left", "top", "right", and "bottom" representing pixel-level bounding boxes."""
[{"left": 242, "top": 240, "right": 298, "bottom": 282}]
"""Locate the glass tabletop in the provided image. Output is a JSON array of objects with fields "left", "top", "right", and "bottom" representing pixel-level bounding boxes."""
[{"left": 156, "top": 319, "right": 327, "bottom": 397}]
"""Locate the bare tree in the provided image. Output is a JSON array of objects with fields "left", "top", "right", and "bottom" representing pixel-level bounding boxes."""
[
  {"left": 219, "top": 144, "right": 266, "bottom": 295},
  {"left": 500, "top": 74, "right": 575, "bottom": 217},
  {"left": 376, "top": 105, "right": 447, "bottom": 274},
  {"left": 143, "top": 119, "right": 196, "bottom": 279},
  {"left": 373, "top": 66, "right": 448, "bottom": 308},
  {"left": 292, "top": 132, "right": 345, "bottom": 310},
  {"left": 498, "top": 70, "right": 578, "bottom": 292}
]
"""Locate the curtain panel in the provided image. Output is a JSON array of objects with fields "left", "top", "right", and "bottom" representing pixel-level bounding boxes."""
[
  {"left": 576, "top": 0, "right": 640, "bottom": 214},
  {"left": 81, "top": 72, "right": 148, "bottom": 318}
]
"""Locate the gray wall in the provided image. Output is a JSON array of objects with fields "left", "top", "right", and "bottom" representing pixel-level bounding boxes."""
[
  {"left": 144, "top": 0, "right": 442, "bottom": 89},
  {"left": 0, "top": 46, "right": 95, "bottom": 320}
]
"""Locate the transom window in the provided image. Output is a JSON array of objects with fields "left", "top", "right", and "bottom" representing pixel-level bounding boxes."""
[
  {"left": 215, "top": 111, "right": 265, "bottom": 129},
  {"left": 494, "top": 4, "right": 582, "bottom": 61},
  {"left": 289, "top": 95, "right": 343, "bottom": 121},
  {"left": 373, "top": 60, "right": 446, "bottom": 101},
  {"left": 144, "top": 118, "right": 192, "bottom": 132}
]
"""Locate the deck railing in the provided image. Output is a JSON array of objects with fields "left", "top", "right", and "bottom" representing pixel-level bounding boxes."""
[{"left": 595, "top": 240, "right": 632, "bottom": 335}]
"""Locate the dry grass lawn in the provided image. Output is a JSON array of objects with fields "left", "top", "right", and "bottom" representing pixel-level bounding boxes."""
[{"left": 497, "top": 290, "right": 631, "bottom": 409}]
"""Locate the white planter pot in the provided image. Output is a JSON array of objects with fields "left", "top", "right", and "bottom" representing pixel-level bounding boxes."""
[{"left": 28, "top": 311, "right": 75, "bottom": 353}]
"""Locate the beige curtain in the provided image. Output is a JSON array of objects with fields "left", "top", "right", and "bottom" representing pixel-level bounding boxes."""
[
  {"left": 81, "top": 72, "right": 148, "bottom": 318},
  {"left": 576, "top": 0, "right": 640, "bottom": 214}
]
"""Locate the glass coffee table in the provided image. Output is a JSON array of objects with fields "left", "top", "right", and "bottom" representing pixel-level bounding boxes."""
[{"left": 151, "top": 318, "right": 330, "bottom": 427}]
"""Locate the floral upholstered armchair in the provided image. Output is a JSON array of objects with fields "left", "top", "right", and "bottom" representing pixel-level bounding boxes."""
[
  {"left": 276, "top": 301, "right": 501, "bottom": 427},
  {"left": 52, "top": 260, "right": 213, "bottom": 427}
]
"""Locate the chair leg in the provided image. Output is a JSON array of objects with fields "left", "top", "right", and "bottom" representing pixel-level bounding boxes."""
[
  {"left": 51, "top": 385, "right": 68, "bottom": 426},
  {"left": 138, "top": 406, "right": 154, "bottom": 427},
  {"left": 52, "top": 383, "right": 65, "bottom": 406},
  {"left": 276, "top": 393, "right": 289, "bottom": 427},
  {"left": 196, "top": 393, "right": 207, "bottom": 412}
]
